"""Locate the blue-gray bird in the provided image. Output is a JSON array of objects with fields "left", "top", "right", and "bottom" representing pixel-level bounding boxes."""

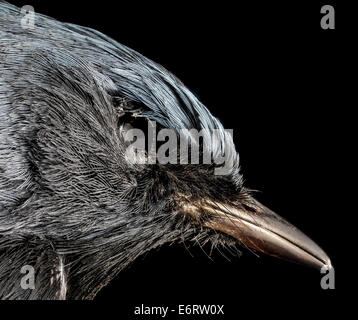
[{"left": 0, "top": 1, "right": 331, "bottom": 300}]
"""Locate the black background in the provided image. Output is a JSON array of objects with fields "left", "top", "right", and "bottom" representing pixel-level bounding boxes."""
[{"left": 3, "top": 0, "right": 351, "bottom": 318}]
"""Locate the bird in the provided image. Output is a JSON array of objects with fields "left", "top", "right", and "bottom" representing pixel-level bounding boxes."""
[{"left": 0, "top": 1, "right": 331, "bottom": 300}]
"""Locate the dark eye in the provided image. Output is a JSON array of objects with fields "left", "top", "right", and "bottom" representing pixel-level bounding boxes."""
[
  {"left": 118, "top": 112, "right": 149, "bottom": 133},
  {"left": 111, "top": 95, "right": 150, "bottom": 137},
  {"left": 115, "top": 102, "right": 168, "bottom": 161}
]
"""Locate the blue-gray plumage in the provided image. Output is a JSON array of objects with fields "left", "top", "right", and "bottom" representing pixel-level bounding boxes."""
[{"left": 0, "top": 1, "right": 330, "bottom": 300}]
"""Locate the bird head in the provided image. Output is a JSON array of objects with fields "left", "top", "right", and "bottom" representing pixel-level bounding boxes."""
[
  {"left": 0, "top": 2, "right": 331, "bottom": 299},
  {"left": 108, "top": 83, "right": 331, "bottom": 273}
]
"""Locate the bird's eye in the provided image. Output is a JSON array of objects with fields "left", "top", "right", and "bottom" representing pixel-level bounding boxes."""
[
  {"left": 116, "top": 107, "right": 168, "bottom": 162},
  {"left": 111, "top": 96, "right": 148, "bottom": 138},
  {"left": 118, "top": 112, "right": 149, "bottom": 135}
]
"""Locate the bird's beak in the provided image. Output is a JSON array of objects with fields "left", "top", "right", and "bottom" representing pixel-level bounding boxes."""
[{"left": 182, "top": 197, "right": 331, "bottom": 269}]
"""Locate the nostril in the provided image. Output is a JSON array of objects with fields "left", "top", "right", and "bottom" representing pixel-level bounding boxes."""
[{"left": 242, "top": 203, "right": 256, "bottom": 213}]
